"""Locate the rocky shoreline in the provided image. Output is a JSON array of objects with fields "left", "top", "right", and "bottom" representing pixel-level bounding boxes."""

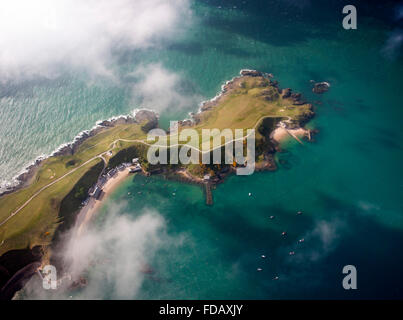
[
  {"left": 0, "top": 109, "right": 158, "bottom": 198},
  {"left": 189, "top": 69, "right": 313, "bottom": 128}
]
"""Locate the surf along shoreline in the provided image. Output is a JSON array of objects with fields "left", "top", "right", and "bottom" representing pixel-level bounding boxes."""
[
  {"left": 0, "top": 69, "right": 317, "bottom": 299},
  {"left": 0, "top": 114, "right": 141, "bottom": 197}
]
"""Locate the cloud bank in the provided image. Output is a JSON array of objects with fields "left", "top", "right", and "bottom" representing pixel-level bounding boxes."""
[
  {"left": 22, "top": 206, "right": 186, "bottom": 299},
  {"left": 130, "top": 64, "right": 202, "bottom": 112},
  {"left": 0, "top": 0, "right": 191, "bottom": 81}
]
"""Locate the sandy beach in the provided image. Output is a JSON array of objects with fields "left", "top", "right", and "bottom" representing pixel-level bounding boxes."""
[
  {"left": 75, "top": 169, "right": 131, "bottom": 236},
  {"left": 176, "top": 169, "right": 204, "bottom": 184},
  {"left": 271, "top": 127, "right": 308, "bottom": 143}
]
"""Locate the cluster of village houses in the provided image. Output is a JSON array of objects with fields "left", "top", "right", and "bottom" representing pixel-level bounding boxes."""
[{"left": 87, "top": 158, "right": 142, "bottom": 201}]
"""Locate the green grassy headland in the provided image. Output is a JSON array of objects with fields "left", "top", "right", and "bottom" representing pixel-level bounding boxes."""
[{"left": 0, "top": 73, "right": 313, "bottom": 255}]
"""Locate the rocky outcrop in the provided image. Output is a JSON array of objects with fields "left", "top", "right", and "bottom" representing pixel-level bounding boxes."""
[
  {"left": 312, "top": 82, "right": 330, "bottom": 94},
  {"left": 260, "top": 87, "right": 279, "bottom": 101},
  {"left": 290, "top": 92, "right": 307, "bottom": 105},
  {"left": 134, "top": 110, "right": 157, "bottom": 125},
  {"left": 97, "top": 116, "right": 136, "bottom": 127},
  {"left": 178, "top": 119, "right": 194, "bottom": 127},
  {"left": 240, "top": 69, "right": 263, "bottom": 77},
  {"left": 134, "top": 110, "right": 159, "bottom": 132},
  {"left": 291, "top": 93, "right": 302, "bottom": 100},
  {"left": 282, "top": 89, "right": 306, "bottom": 105},
  {"left": 295, "top": 104, "right": 315, "bottom": 126},
  {"left": 200, "top": 104, "right": 213, "bottom": 112},
  {"left": 0, "top": 246, "right": 43, "bottom": 300},
  {"left": 270, "top": 80, "right": 279, "bottom": 89},
  {"left": 282, "top": 88, "right": 292, "bottom": 99}
]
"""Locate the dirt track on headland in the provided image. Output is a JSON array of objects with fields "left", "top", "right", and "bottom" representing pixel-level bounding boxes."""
[{"left": 0, "top": 114, "right": 281, "bottom": 228}]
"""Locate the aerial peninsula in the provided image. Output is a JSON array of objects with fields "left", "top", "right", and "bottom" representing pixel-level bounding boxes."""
[{"left": 0, "top": 70, "right": 315, "bottom": 297}]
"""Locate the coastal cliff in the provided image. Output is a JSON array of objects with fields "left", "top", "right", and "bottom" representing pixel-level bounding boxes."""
[{"left": 0, "top": 246, "right": 42, "bottom": 300}]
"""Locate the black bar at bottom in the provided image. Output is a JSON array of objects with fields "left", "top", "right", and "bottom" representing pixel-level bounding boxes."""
[{"left": 1, "top": 300, "right": 401, "bottom": 318}]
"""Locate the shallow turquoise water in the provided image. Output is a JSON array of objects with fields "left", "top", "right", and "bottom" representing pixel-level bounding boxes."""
[{"left": 4, "top": 1, "right": 403, "bottom": 298}]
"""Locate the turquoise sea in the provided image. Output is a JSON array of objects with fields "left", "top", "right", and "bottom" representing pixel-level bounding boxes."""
[{"left": 4, "top": 1, "right": 403, "bottom": 299}]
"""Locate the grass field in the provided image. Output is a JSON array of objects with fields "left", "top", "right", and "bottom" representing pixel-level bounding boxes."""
[
  {"left": 0, "top": 123, "right": 146, "bottom": 255},
  {"left": 0, "top": 75, "right": 313, "bottom": 255},
  {"left": 154, "top": 76, "right": 312, "bottom": 150}
]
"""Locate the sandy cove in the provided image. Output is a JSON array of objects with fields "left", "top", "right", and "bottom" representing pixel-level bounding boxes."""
[
  {"left": 271, "top": 127, "right": 309, "bottom": 143},
  {"left": 74, "top": 169, "right": 131, "bottom": 237},
  {"left": 176, "top": 169, "right": 204, "bottom": 184},
  {"left": 74, "top": 167, "right": 204, "bottom": 238}
]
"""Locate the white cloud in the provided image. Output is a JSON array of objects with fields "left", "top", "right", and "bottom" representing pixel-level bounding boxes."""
[
  {"left": 22, "top": 206, "right": 186, "bottom": 299},
  {"left": 312, "top": 220, "right": 340, "bottom": 250},
  {"left": 357, "top": 200, "right": 380, "bottom": 212},
  {"left": 0, "top": 0, "right": 191, "bottom": 81},
  {"left": 287, "top": 219, "right": 346, "bottom": 264},
  {"left": 304, "top": 219, "right": 345, "bottom": 262},
  {"left": 131, "top": 63, "right": 202, "bottom": 112}
]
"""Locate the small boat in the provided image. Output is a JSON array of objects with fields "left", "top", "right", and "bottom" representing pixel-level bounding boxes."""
[
  {"left": 261, "top": 255, "right": 266, "bottom": 259},
  {"left": 281, "top": 231, "right": 287, "bottom": 236},
  {"left": 297, "top": 211, "right": 302, "bottom": 215},
  {"left": 269, "top": 215, "right": 275, "bottom": 219},
  {"left": 273, "top": 276, "right": 279, "bottom": 280},
  {"left": 298, "top": 238, "right": 304, "bottom": 243},
  {"left": 248, "top": 192, "right": 252, "bottom": 196},
  {"left": 289, "top": 251, "right": 295, "bottom": 255},
  {"left": 257, "top": 268, "right": 263, "bottom": 272}
]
